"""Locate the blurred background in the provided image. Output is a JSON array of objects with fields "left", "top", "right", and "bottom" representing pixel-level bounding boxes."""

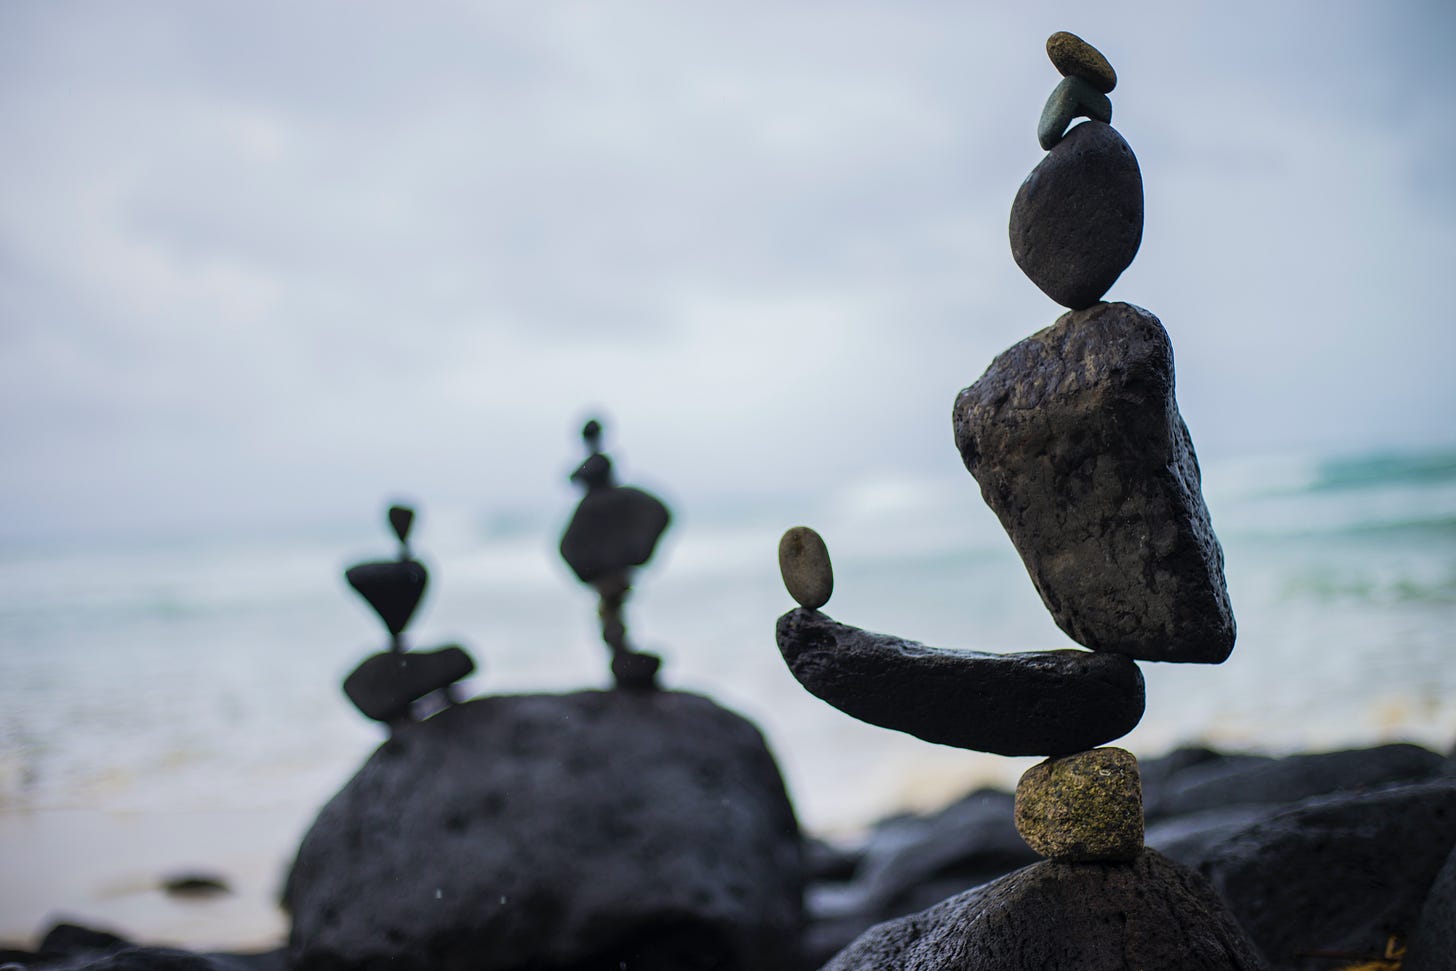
[{"left": 2, "top": 0, "right": 1453, "bottom": 951}]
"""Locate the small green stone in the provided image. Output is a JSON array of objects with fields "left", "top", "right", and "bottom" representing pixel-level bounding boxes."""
[
  {"left": 1046, "top": 31, "right": 1117, "bottom": 94},
  {"left": 778, "top": 526, "right": 833, "bottom": 610},
  {"left": 1014, "top": 747, "right": 1143, "bottom": 862},
  {"left": 1037, "top": 75, "right": 1112, "bottom": 151}
]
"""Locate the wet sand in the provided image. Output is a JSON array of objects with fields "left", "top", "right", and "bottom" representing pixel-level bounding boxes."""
[{"left": 0, "top": 807, "right": 305, "bottom": 952}]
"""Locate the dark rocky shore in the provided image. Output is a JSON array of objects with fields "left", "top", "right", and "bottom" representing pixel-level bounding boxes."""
[{"left": 7, "top": 739, "right": 1454, "bottom": 970}]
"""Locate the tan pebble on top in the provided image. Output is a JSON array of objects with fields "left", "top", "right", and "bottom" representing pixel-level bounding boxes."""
[{"left": 1046, "top": 31, "right": 1117, "bottom": 94}]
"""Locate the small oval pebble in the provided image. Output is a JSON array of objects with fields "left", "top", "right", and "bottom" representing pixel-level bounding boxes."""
[
  {"left": 1046, "top": 31, "right": 1117, "bottom": 94},
  {"left": 1037, "top": 75, "right": 1112, "bottom": 150},
  {"left": 1014, "top": 746, "right": 1143, "bottom": 862},
  {"left": 778, "top": 526, "right": 833, "bottom": 609}
]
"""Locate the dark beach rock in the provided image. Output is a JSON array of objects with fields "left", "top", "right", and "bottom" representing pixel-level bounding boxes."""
[
  {"left": 1406, "top": 842, "right": 1456, "bottom": 971},
  {"left": 36, "top": 924, "right": 128, "bottom": 961},
  {"left": 778, "top": 526, "right": 833, "bottom": 610},
  {"left": 1014, "top": 747, "right": 1142, "bottom": 862},
  {"left": 1138, "top": 746, "right": 1269, "bottom": 809},
  {"left": 285, "top": 690, "right": 802, "bottom": 971},
  {"left": 36, "top": 947, "right": 228, "bottom": 970},
  {"left": 826, "top": 848, "right": 1265, "bottom": 970},
  {"left": 1145, "top": 805, "right": 1275, "bottom": 868},
  {"left": 559, "top": 484, "right": 671, "bottom": 584},
  {"left": 609, "top": 648, "right": 661, "bottom": 690},
  {"left": 1009, "top": 120, "right": 1142, "bottom": 308},
  {"left": 1037, "top": 76, "right": 1112, "bottom": 150},
  {"left": 387, "top": 504, "right": 414, "bottom": 546},
  {"left": 161, "top": 870, "right": 230, "bottom": 898},
  {"left": 1197, "top": 779, "right": 1456, "bottom": 969},
  {"left": 342, "top": 645, "right": 475, "bottom": 723},
  {"left": 954, "top": 301, "right": 1235, "bottom": 663},
  {"left": 775, "top": 608, "right": 1145, "bottom": 756},
  {"left": 806, "top": 788, "right": 1035, "bottom": 967},
  {"left": 1145, "top": 742, "right": 1448, "bottom": 820},
  {"left": 1046, "top": 31, "right": 1117, "bottom": 93},
  {"left": 343, "top": 559, "right": 428, "bottom": 635}
]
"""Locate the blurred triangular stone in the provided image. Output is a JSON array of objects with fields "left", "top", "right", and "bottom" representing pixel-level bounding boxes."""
[
  {"left": 345, "top": 559, "right": 428, "bottom": 635},
  {"left": 387, "top": 505, "right": 415, "bottom": 546}
]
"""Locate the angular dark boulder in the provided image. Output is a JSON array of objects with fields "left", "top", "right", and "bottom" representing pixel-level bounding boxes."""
[
  {"left": 344, "top": 559, "right": 428, "bottom": 636},
  {"left": 560, "top": 485, "right": 670, "bottom": 584},
  {"left": 825, "top": 849, "right": 1265, "bottom": 970},
  {"left": 776, "top": 608, "right": 1145, "bottom": 756},
  {"left": 285, "top": 690, "right": 803, "bottom": 971},
  {"left": 954, "top": 301, "right": 1235, "bottom": 663},
  {"left": 1197, "top": 780, "right": 1456, "bottom": 970},
  {"left": 1009, "top": 120, "right": 1142, "bottom": 309}
]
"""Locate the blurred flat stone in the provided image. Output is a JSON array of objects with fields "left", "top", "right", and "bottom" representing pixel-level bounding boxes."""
[
  {"left": 778, "top": 526, "right": 833, "bottom": 610},
  {"left": 775, "top": 608, "right": 1144, "bottom": 756},
  {"left": 1038, "top": 76, "right": 1112, "bottom": 150},
  {"left": 344, "top": 560, "right": 428, "bottom": 636},
  {"left": 954, "top": 302, "right": 1235, "bottom": 663},
  {"left": 1015, "top": 747, "right": 1143, "bottom": 862},
  {"left": 1046, "top": 31, "right": 1117, "bottom": 93},
  {"left": 1010, "top": 120, "right": 1142, "bottom": 309},
  {"left": 825, "top": 849, "right": 1263, "bottom": 971},
  {"left": 343, "top": 646, "right": 475, "bottom": 723}
]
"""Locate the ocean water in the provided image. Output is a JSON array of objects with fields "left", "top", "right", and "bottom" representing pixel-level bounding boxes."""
[{"left": 1, "top": 446, "right": 1454, "bottom": 941}]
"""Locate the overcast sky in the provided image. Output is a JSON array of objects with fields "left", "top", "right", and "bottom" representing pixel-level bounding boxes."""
[{"left": 2, "top": 1, "right": 1453, "bottom": 542}]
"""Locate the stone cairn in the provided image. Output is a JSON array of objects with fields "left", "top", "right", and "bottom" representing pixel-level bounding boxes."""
[
  {"left": 776, "top": 32, "right": 1252, "bottom": 968},
  {"left": 340, "top": 503, "right": 476, "bottom": 730},
  {"left": 560, "top": 418, "right": 672, "bottom": 691}
]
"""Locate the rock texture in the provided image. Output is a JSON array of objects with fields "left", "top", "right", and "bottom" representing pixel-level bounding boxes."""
[
  {"left": 825, "top": 849, "right": 1266, "bottom": 971},
  {"left": 285, "top": 691, "right": 803, "bottom": 971},
  {"left": 1014, "top": 747, "right": 1142, "bottom": 861},
  {"left": 954, "top": 301, "right": 1235, "bottom": 663},
  {"left": 1198, "top": 780, "right": 1456, "bottom": 970},
  {"left": 775, "top": 608, "right": 1144, "bottom": 756},
  {"left": 1009, "top": 120, "right": 1142, "bottom": 308},
  {"left": 1406, "top": 842, "right": 1456, "bottom": 971}
]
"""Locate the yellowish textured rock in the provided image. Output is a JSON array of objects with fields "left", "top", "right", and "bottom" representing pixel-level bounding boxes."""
[
  {"left": 778, "top": 526, "right": 833, "bottom": 610},
  {"left": 1046, "top": 31, "right": 1117, "bottom": 94},
  {"left": 1014, "top": 746, "right": 1143, "bottom": 862}
]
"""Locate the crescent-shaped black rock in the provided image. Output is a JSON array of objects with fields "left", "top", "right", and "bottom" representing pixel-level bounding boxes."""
[{"left": 775, "top": 608, "right": 1145, "bottom": 757}]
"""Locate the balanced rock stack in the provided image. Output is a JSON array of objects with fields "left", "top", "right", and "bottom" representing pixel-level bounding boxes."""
[
  {"left": 340, "top": 504, "right": 476, "bottom": 729},
  {"left": 777, "top": 32, "right": 1262, "bottom": 970},
  {"left": 560, "top": 418, "right": 673, "bottom": 690}
]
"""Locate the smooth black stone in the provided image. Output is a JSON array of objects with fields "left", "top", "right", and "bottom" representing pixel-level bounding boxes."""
[
  {"left": 954, "top": 301, "right": 1235, "bottom": 663},
  {"left": 560, "top": 485, "right": 671, "bottom": 583},
  {"left": 1406, "top": 843, "right": 1456, "bottom": 971},
  {"left": 775, "top": 609, "right": 1144, "bottom": 756},
  {"left": 1009, "top": 120, "right": 1142, "bottom": 309},
  {"left": 611, "top": 649, "right": 661, "bottom": 691},
  {"left": 342, "top": 646, "right": 475, "bottom": 723},
  {"left": 825, "top": 849, "right": 1265, "bottom": 971},
  {"left": 1197, "top": 780, "right": 1456, "bottom": 969},
  {"left": 285, "top": 691, "right": 803, "bottom": 971},
  {"left": 344, "top": 559, "right": 427, "bottom": 636},
  {"left": 387, "top": 505, "right": 414, "bottom": 546},
  {"left": 1145, "top": 743, "right": 1447, "bottom": 820}
]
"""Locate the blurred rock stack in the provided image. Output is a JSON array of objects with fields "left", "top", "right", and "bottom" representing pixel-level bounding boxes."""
[
  {"left": 776, "top": 31, "right": 1264, "bottom": 970},
  {"left": 340, "top": 504, "right": 475, "bottom": 729}
]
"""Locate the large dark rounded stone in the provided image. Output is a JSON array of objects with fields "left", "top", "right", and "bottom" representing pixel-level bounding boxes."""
[
  {"left": 954, "top": 302, "right": 1235, "bottom": 663},
  {"left": 285, "top": 691, "right": 803, "bottom": 971},
  {"left": 560, "top": 485, "right": 671, "bottom": 583},
  {"left": 1010, "top": 120, "right": 1142, "bottom": 309},
  {"left": 825, "top": 849, "right": 1265, "bottom": 970},
  {"left": 1406, "top": 842, "right": 1456, "bottom": 971},
  {"left": 775, "top": 608, "right": 1145, "bottom": 756}
]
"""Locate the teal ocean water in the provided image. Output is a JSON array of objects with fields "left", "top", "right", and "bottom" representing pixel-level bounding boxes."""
[{"left": 0, "top": 445, "right": 1453, "bottom": 849}]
